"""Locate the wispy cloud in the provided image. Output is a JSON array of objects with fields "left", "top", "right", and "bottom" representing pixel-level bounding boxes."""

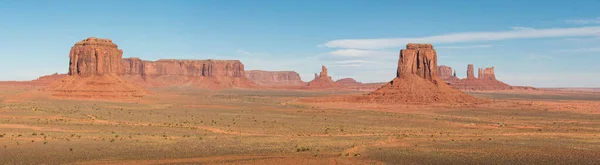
[
  {"left": 527, "top": 55, "right": 557, "bottom": 61},
  {"left": 437, "top": 44, "right": 493, "bottom": 49},
  {"left": 328, "top": 49, "right": 394, "bottom": 57},
  {"left": 571, "top": 47, "right": 600, "bottom": 52},
  {"left": 331, "top": 60, "right": 378, "bottom": 67},
  {"left": 323, "top": 26, "right": 600, "bottom": 49},
  {"left": 237, "top": 49, "right": 253, "bottom": 56},
  {"left": 565, "top": 17, "right": 600, "bottom": 24},
  {"left": 510, "top": 27, "right": 535, "bottom": 31}
]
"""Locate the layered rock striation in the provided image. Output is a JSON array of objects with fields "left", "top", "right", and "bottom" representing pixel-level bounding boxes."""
[
  {"left": 122, "top": 58, "right": 255, "bottom": 89},
  {"left": 68, "top": 37, "right": 124, "bottom": 77}
]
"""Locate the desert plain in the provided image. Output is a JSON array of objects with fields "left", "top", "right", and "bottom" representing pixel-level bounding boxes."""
[{"left": 0, "top": 39, "right": 599, "bottom": 164}]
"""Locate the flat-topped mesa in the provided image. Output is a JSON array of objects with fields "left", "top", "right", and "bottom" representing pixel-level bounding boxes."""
[
  {"left": 396, "top": 43, "right": 438, "bottom": 83},
  {"left": 122, "top": 59, "right": 245, "bottom": 77},
  {"left": 244, "top": 70, "right": 305, "bottom": 86},
  {"left": 466, "top": 64, "right": 476, "bottom": 80},
  {"left": 335, "top": 78, "right": 362, "bottom": 86},
  {"left": 438, "top": 65, "right": 453, "bottom": 78},
  {"left": 69, "top": 37, "right": 124, "bottom": 77}
]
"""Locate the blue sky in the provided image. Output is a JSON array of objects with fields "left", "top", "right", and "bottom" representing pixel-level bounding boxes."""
[{"left": 1, "top": 0, "right": 599, "bottom": 87}]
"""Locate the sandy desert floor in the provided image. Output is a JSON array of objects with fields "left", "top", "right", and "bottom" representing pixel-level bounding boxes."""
[{"left": 1, "top": 85, "right": 600, "bottom": 164}]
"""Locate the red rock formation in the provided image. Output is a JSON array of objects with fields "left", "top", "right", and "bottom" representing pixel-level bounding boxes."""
[
  {"left": 335, "top": 78, "right": 362, "bottom": 86},
  {"left": 440, "top": 64, "right": 528, "bottom": 91},
  {"left": 467, "top": 64, "right": 476, "bottom": 80},
  {"left": 438, "top": 65, "right": 458, "bottom": 81},
  {"left": 479, "top": 67, "right": 496, "bottom": 80},
  {"left": 359, "top": 43, "right": 478, "bottom": 103},
  {"left": 307, "top": 65, "right": 337, "bottom": 88},
  {"left": 244, "top": 70, "right": 305, "bottom": 86},
  {"left": 68, "top": 37, "right": 124, "bottom": 77},
  {"left": 438, "top": 65, "right": 453, "bottom": 78},
  {"left": 31, "top": 73, "right": 67, "bottom": 85},
  {"left": 122, "top": 57, "right": 145, "bottom": 76},
  {"left": 122, "top": 58, "right": 255, "bottom": 89},
  {"left": 45, "top": 37, "right": 147, "bottom": 100}
]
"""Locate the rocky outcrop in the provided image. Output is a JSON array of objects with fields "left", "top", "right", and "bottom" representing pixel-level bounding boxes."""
[
  {"left": 307, "top": 65, "right": 337, "bottom": 88},
  {"left": 438, "top": 65, "right": 458, "bottom": 81},
  {"left": 45, "top": 37, "right": 147, "bottom": 100},
  {"left": 335, "top": 78, "right": 361, "bottom": 86},
  {"left": 244, "top": 70, "right": 305, "bottom": 86},
  {"left": 396, "top": 44, "right": 438, "bottom": 82},
  {"left": 68, "top": 37, "right": 124, "bottom": 77},
  {"left": 123, "top": 59, "right": 245, "bottom": 77},
  {"left": 122, "top": 58, "right": 255, "bottom": 89},
  {"left": 479, "top": 67, "right": 496, "bottom": 81},
  {"left": 361, "top": 44, "right": 478, "bottom": 103},
  {"left": 438, "top": 65, "right": 453, "bottom": 78},
  {"left": 467, "top": 64, "right": 476, "bottom": 80},
  {"left": 439, "top": 64, "right": 534, "bottom": 91}
]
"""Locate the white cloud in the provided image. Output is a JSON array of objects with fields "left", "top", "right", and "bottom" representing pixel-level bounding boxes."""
[
  {"left": 237, "top": 49, "right": 253, "bottom": 56},
  {"left": 323, "top": 26, "right": 600, "bottom": 49},
  {"left": 565, "top": 17, "right": 600, "bottom": 24},
  {"left": 510, "top": 27, "right": 535, "bottom": 31},
  {"left": 332, "top": 60, "right": 378, "bottom": 64},
  {"left": 436, "top": 45, "right": 493, "bottom": 49},
  {"left": 527, "top": 55, "right": 557, "bottom": 61},
  {"left": 330, "top": 60, "right": 378, "bottom": 67},
  {"left": 572, "top": 47, "right": 600, "bottom": 52},
  {"left": 328, "top": 49, "right": 394, "bottom": 57}
]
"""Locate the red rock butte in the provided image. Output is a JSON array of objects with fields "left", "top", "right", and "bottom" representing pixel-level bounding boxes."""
[
  {"left": 439, "top": 64, "right": 534, "bottom": 91},
  {"left": 359, "top": 43, "right": 478, "bottom": 103},
  {"left": 307, "top": 65, "right": 337, "bottom": 88},
  {"left": 44, "top": 37, "right": 146, "bottom": 99},
  {"left": 244, "top": 70, "right": 305, "bottom": 86},
  {"left": 69, "top": 37, "right": 124, "bottom": 77},
  {"left": 122, "top": 58, "right": 256, "bottom": 89}
]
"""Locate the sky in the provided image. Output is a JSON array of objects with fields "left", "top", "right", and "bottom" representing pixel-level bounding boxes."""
[{"left": 1, "top": 0, "right": 599, "bottom": 87}]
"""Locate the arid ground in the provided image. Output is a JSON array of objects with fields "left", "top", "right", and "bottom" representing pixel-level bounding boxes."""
[{"left": 1, "top": 84, "right": 600, "bottom": 164}]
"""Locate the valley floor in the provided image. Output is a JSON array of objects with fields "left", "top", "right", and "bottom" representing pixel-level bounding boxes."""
[{"left": 1, "top": 85, "right": 600, "bottom": 164}]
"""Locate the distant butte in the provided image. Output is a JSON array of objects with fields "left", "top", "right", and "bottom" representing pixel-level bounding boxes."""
[
  {"left": 245, "top": 70, "right": 306, "bottom": 86},
  {"left": 122, "top": 58, "right": 256, "bottom": 89},
  {"left": 352, "top": 43, "right": 479, "bottom": 104},
  {"left": 307, "top": 65, "right": 337, "bottom": 89},
  {"left": 43, "top": 37, "right": 147, "bottom": 100},
  {"left": 439, "top": 64, "right": 535, "bottom": 91}
]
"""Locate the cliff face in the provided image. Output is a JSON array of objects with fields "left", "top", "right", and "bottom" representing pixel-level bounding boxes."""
[
  {"left": 466, "top": 64, "right": 476, "bottom": 80},
  {"left": 122, "top": 58, "right": 255, "bottom": 89},
  {"left": 397, "top": 44, "right": 438, "bottom": 83},
  {"left": 122, "top": 59, "right": 245, "bottom": 77},
  {"left": 69, "top": 37, "right": 124, "bottom": 77},
  {"left": 244, "top": 70, "right": 305, "bottom": 86}
]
